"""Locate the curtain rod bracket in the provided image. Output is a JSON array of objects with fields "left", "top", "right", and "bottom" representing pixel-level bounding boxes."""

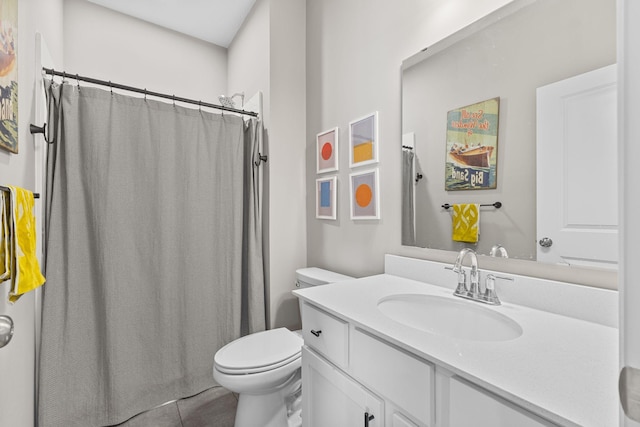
[
  {"left": 255, "top": 154, "right": 268, "bottom": 167},
  {"left": 29, "top": 123, "right": 54, "bottom": 144}
]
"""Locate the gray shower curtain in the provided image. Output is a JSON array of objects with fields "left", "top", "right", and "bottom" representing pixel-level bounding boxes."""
[
  {"left": 402, "top": 149, "right": 416, "bottom": 246},
  {"left": 38, "top": 82, "right": 266, "bottom": 427}
]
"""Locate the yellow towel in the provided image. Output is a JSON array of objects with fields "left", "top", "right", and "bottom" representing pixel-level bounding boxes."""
[
  {"left": 452, "top": 203, "right": 480, "bottom": 243},
  {"left": 0, "top": 186, "right": 46, "bottom": 303},
  {"left": 0, "top": 192, "right": 10, "bottom": 281}
]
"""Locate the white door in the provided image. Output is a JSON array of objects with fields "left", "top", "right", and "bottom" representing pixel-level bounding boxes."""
[
  {"left": 620, "top": 0, "right": 640, "bottom": 425},
  {"left": 536, "top": 64, "right": 618, "bottom": 269},
  {"left": 302, "top": 346, "right": 383, "bottom": 427}
]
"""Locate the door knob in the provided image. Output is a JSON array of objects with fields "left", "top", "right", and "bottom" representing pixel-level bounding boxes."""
[
  {"left": 620, "top": 366, "right": 640, "bottom": 421},
  {"left": 539, "top": 237, "right": 553, "bottom": 247},
  {"left": 0, "top": 315, "right": 14, "bottom": 349}
]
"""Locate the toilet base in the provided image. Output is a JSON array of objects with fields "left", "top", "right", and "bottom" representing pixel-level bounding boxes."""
[{"left": 233, "top": 370, "right": 302, "bottom": 427}]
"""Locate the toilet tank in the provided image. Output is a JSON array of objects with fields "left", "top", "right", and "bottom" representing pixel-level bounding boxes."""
[{"left": 295, "top": 267, "right": 354, "bottom": 289}]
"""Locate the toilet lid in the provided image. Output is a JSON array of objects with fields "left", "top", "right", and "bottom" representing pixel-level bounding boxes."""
[{"left": 214, "top": 328, "right": 303, "bottom": 374}]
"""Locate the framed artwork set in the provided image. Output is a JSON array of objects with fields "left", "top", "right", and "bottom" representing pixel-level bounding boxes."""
[{"left": 315, "top": 111, "right": 381, "bottom": 221}]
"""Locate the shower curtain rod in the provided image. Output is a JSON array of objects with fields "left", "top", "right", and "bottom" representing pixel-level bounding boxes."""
[{"left": 42, "top": 68, "right": 259, "bottom": 118}]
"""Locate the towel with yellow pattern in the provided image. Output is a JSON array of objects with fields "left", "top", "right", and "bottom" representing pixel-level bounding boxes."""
[
  {"left": 0, "top": 186, "right": 46, "bottom": 303},
  {"left": 452, "top": 203, "right": 480, "bottom": 243},
  {"left": 0, "top": 192, "right": 10, "bottom": 282}
]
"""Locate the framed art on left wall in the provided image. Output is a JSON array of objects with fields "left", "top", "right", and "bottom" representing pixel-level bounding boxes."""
[
  {"left": 0, "top": 0, "right": 17, "bottom": 153},
  {"left": 316, "top": 176, "right": 337, "bottom": 220},
  {"left": 317, "top": 127, "right": 339, "bottom": 173}
]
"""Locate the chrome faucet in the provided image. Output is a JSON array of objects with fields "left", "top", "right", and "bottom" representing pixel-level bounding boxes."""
[
  {"left": 489, "top": 244, "right": 509, "bottom": 258},
  {"left": 452, "top": 248, "right": 479, "bottom": 299},
  {"left": 447, "top": 248, "right": 513, "bottom": 305}
]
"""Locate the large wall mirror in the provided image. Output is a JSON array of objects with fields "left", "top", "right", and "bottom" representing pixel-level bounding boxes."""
[{"left": 401, "top": 0, "right": 616, "bottom": 266}]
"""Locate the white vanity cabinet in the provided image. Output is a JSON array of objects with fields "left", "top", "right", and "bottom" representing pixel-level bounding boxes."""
[
  {"left": 445, "top": 377, "right": 557, "bottom": 427},
  {"left": 300, "top": 301, "right": 561, "bottom": 427},
  {"left": 302, "top": 346, "right": 383, "bottom": 426},
  {"left": 301, "top": 302, "right": 431, "bottom": 427},
  {"left": 301, "top": 301, "right": 382, "bottom": 426},
  {"left": 294, "top": 260, "right": 618, "bottom": 426}
]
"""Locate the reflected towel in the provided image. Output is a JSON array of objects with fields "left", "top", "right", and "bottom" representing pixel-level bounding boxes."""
[
  {"left": 0, "top": 192, "right": 10, "bottom": 281},
  {"left": 0, "top": 186, "right": 45, "bottom": 303},
  {"left": 452, "top": 203, "right": 480, "bottom": 243}
]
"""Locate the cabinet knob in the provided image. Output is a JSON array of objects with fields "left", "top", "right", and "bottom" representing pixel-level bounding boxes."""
[
  {"left": 364, "top": 412, "right": 375, "bottom": 426},
  {"left": 310, "top": 329, "right": 322, "bottom": 337}
]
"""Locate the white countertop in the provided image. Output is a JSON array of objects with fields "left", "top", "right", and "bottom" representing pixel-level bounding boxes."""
[{"left": 293, "top": 274, "right": 618, "bottom": 427}]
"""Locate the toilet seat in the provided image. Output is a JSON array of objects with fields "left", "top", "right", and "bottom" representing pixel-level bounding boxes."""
[{"left": 214, "top": 328, "right": 303, "bottom": 375}]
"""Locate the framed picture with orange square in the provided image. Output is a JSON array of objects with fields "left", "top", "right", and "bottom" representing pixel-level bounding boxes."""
[
  {"left": 349, "top": 112, "right": 378, "bottom": 168},
  {"left": 316, "top": 127, "right": 339, "bottom": 174},
  {"left": 349, "top": 168, "right": 380, "bottom": 220}
]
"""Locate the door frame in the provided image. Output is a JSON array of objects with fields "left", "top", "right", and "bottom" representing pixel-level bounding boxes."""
[{"left": 619, "top": 0, "right": 640, "bottom": 425}]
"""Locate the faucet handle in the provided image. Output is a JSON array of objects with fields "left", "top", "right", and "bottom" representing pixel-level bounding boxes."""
[
  {"left": 481, "top": 274, "right": 514, "bottom": 305},
  {"left": 454, "top": 269, "right": 467, "bottom": 296},
  {"left": 445, "top": 266, "right": 468, "bottom": 296}
]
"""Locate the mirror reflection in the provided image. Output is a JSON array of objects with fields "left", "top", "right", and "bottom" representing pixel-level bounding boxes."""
[{"left": 401, "top": 0, "right": 616, "bottom": 264}]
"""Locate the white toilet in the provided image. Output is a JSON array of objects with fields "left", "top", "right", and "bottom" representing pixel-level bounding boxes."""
[{"left": 213, "top": 267, "right": 353, "bottom": 427}]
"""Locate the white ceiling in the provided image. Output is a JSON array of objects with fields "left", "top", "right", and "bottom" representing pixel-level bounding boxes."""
[{"left": 86, "top": 0, "right": 257, "bottom": 48}]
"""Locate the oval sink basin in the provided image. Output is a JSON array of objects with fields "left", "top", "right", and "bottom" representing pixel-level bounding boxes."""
[{"left": 378, "top": 294, "right": 523, "bottom": 342}]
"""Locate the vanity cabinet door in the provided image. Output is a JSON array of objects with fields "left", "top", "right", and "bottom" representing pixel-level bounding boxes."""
[
  {"left": 448, "top": 377, "right": 558, "bottom": 427},
  {"left": 302, "top": 346, "right": 383, "bottom": 427},
  {"left": 392, "top": 412, "right": 419, "bottom": 427},
  {"left": 301, "top": 302, "right": 349, "bottom": 368},
  {"left": 351, "top": 328, "right": 434, "bottom": 426}
]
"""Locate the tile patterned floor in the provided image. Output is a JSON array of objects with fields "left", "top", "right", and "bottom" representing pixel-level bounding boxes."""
[{"left": 113, "top": 386, "right": 237, "bottom": 427}]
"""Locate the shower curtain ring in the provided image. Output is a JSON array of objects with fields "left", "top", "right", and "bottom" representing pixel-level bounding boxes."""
[
  {"left": 144, "top": 88, "right": 147, "bottom": 101},
  {"left": 62, "top": 71, "right": 67, "bottom": 83},
  {"left": 109, "top": 81, "right": 113, "bottom": 95},
  {"left": 198, "top": 100, "right": 202, "bottom": 111},
  {"left": 76, "top": 74, "right": 80, "bottom": 90},
  {"left": 172, "top": 94, "right": 176, "bottom": 106}
]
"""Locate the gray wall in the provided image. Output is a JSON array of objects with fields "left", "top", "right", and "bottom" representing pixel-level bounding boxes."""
[
  {"left": 0, "top": 0, "right": 64, "bottom": 424},
  {"left": 63, "top": 0, "right": 228, "bottom": 100},
  {"left": 305, "top": 0, "right": 512, "bottom": 277},
  {"left": 305, "top": 0, "right": 617, "bottom": 289},
  {"left": 226, "top": 0, "right": 308, "bottom": 330}
]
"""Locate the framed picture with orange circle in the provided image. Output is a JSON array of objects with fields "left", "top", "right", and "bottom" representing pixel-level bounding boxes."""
[
  {"left": 316, "top": 127, "right": 339, "bottom": 174},
  {"left": 349, "top": 168, "right": 380, "bottom": 220}
]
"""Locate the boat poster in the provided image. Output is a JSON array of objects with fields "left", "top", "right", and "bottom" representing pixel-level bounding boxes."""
[
  {"left": 0, "top": 0, "right": 16, "bottom": 153},
  {"left": 445, "top": 97, "right": 499, "bottom": 190}
]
